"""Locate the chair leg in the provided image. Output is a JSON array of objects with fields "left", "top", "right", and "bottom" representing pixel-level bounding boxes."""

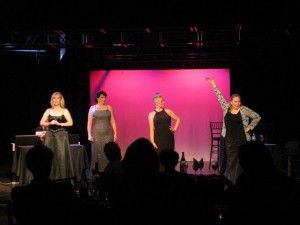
[{"left": 209, "top": 145, "right": 213, "bottom": 169}]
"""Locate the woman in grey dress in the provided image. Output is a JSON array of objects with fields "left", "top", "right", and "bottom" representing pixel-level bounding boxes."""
[{"left": 87, "top": 91, "right": 117, "bottom": 172}]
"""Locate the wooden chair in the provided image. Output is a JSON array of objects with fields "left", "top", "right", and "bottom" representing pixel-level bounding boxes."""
[{"left": 209, "top": 122, "right": 223, "bottom": 169}]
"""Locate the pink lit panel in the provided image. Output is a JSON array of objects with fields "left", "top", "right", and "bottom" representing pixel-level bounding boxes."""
[{"left": 90, "top": 69, "right": 230, "bottom": 161}]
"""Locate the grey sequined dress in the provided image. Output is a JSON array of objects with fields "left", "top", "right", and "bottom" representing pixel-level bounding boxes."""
[{"left": 91, "top": 110, "right": 113, "bottom": 172}]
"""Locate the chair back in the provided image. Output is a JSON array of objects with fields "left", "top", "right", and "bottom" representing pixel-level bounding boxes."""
[
  {"left": 208, "top": 122, "right": 224, "bottom": 170},
  {"left": 210, "top": 122, "right": 223, "bottom": 139}
]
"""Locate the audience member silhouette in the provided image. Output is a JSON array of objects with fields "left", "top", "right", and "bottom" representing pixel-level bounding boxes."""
[
  {"left": 159, "top": 147, "right": 195, "bottom": 184},
  {"left": 159, "top": 148, "right": 179, "bottom": 173},
  {"left": 103, "top": 141, "right": 123, "bottom": 174},
  {"left": 10, "top": 144, "right": 79, "bottom": 225},
  {"left": 111, "top": 140, "right": 215, "bottom": 225},
  {"left": 121, "top": 137, "right": 160, "bottom": 176},
  {"left": 158, "top": 148, "right": 214, "bottom": 224},
  {"left": 111, "top": 137, "right": 163, "bottom": 225},
  {"left": 95, "top": 141, "right": 124, "bottom": 201},
  {"left": 226, "top": 141, "right": 300, "bottom": 225}
]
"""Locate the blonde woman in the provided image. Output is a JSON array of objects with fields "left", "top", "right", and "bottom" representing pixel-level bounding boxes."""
[{"left": 40, "top": 91, "right": 74, "bottom": 180}]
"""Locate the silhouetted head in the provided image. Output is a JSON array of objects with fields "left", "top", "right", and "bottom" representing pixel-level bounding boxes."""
[
  {"left": 159, "top": 148, "right": 179, "bottom": 171},
  {"left": 104, "top": 141, "right": 122, "bottom": 162},
  {"left": 122, "top": 137, "right": 159, "bottom": 175},
  {"left": 26, "top": 144, "right": 54, "bottom": 179},
  {"left": 238, "top": 141, "right": 276, "bottom": 173}
]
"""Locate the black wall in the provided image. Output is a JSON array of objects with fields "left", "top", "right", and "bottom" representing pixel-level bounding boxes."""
[{"left": 0, "top": 53, "right": 91, "bottom": 164}]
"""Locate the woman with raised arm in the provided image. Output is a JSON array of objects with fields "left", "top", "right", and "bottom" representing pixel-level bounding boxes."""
[{"left": 206, "top": 77, "right": 261, "bottom": 184}]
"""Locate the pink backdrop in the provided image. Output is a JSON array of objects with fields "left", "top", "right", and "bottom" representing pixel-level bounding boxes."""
[{"left": 90, "top": 69, "right": 230, "bottom": 161}]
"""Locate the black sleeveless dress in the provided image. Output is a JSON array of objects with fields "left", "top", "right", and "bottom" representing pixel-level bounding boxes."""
[
  {"left": 44, "top": 114, "right": 74, "bottom": 180},
  {"left": 153, "top": 109, "right": 174, "bottom": 153}
]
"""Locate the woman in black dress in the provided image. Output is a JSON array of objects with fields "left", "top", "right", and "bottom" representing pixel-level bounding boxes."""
[
  {"left": 40, "top": 91, "right": 74, "bottom": 180},
  {"left": 148, "top": 93, "right": 180, "bottom": 156}
]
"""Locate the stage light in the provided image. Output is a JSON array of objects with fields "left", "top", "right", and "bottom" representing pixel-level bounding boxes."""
[{"left": 9, "top": 49, "right": 46, "bottom": 53}]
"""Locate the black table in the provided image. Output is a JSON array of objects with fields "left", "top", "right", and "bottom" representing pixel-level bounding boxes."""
[
  {"left": 12, "top": 144, "right": 90, "bottom": 186},
  {"left": 265, "top": 143, "right": 281, "bottom": 171}
]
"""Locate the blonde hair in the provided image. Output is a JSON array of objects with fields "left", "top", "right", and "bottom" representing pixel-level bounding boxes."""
[
  {"left": 50, "top": 92, "right": 65, "bottom": 108},
  {"left": 228, "top": 93, "right": 242, "bottom": 111},
  {"left": 152, "top": 92, "right": 163, "bottom": 103}
]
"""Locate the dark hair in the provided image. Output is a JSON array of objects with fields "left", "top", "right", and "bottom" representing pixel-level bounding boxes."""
[
  {"left": 26, "top": 144, "right": 54, "bottom": 177},
  {"left": 94, "top": 91, "right": 107, "bottom": 103},
  {"left": 104, "top": 141, "right": 122, "bottom": 162},
  {"left": 159, "top": 148, "right": 179, "bottom": 170},
  {"left": 122, "top": 137, "right": 159, "bottom": 174}
]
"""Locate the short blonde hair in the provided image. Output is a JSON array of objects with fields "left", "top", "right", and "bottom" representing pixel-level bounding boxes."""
[
  {"left": 152, "top": 92, "right": 163, "bottom": 103},
  {"left": 50, "top": 92, "right": 65, "bottom": 108}
]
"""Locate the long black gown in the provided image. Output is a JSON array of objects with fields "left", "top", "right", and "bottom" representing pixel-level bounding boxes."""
[
  {"left": 224, "top": 111, "right": 247, "bottom": 184},
  {"left": 44, "top": 114, "right": 74, "bottom": 180}
]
